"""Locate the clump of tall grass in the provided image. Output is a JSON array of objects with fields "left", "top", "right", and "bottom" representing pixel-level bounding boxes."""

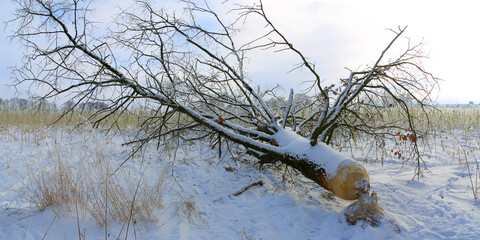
[
  {"left": 23, "top": 147, "right": 167, "bottom": 226},
  {"left": 1, "top": 105, "right": 197, "bottom": 228},
  {"left": 19, "top": 125, "right": 167, "bottom": 227},
  {"left": 175, "top": 194, "right": 199, "bottom": 223}
]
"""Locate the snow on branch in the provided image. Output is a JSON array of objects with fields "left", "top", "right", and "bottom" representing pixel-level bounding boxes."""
[{"left": 11, "top": 0, "right": 438, "bottom": 190}]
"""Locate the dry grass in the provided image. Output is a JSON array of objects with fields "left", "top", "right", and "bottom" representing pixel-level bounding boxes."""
[
  {"left": 431, "top": 107, "right": 480, "bottom": 201},
  {"left": 1, "top": 107, "right": 204, "bottom": 232},
  {"left": 241, "top": 226, "right": 261, "bottom": 240},
  {"left": 20, "top": 128, "right": 167, "bottom": 227},
  {"left": 0, "top": 107, "right": 146, "bottom": 134},
  {"left": 175, "top": 194, "right": 199, "bottom": 223}
]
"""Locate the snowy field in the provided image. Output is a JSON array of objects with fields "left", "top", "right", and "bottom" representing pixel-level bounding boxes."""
[{"left": 1, "top": 111, "right": 480, "bottom": 239}]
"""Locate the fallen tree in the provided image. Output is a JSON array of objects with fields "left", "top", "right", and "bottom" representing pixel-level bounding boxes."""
[{"left": 10, "top": 0, "right": 437, "bottom": 225}]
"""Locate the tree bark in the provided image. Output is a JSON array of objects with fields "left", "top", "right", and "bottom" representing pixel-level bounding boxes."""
[{"left": 248, "top": 128, "right": 370, "bottom": 200}]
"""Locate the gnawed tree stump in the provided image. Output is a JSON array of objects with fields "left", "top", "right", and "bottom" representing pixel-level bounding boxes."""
[
  {"left": 248, "top": 128, "right": 384, "bottom": 225},
  {"left": 343, "top": 192, "right": 384, "bottom": 226}
]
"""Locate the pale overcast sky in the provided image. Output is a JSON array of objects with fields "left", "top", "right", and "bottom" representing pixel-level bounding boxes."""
[{"left": 1, "top": 0, "right": 479, "bottom": 104}]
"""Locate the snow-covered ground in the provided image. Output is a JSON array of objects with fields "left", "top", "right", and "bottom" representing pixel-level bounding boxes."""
[{"left": 0, "top": 125, "right": 479, "bottom": 239}]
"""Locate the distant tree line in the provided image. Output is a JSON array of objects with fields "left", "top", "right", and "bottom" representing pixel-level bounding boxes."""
[{"left": 0, "top": 97, "right": 107, "bottom": 111}]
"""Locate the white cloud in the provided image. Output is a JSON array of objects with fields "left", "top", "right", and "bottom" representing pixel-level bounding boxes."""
[
  {"left": 251, "top": 0, "right": 480, "bottom": 103},
  {"left": 1, "top": 0, "right": 479, "bottom": 103}
]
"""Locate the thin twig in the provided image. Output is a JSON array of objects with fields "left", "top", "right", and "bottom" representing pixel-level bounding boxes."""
[
  {"left": 233, "top": 180, "right": 264, "bottom": 196},
  {"left": 42, "top": 204, "right": 63, "bottom": 240}
]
